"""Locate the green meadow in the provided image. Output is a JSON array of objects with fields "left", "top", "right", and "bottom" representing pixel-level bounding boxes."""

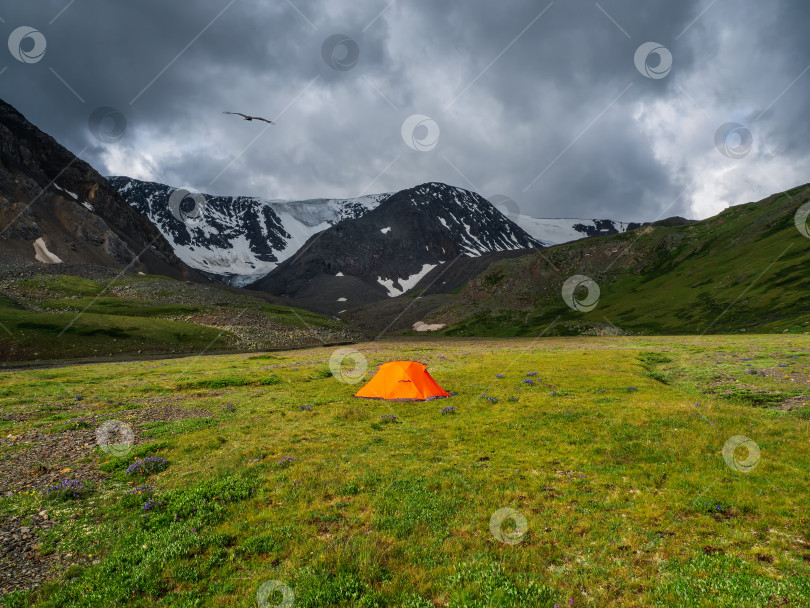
[{"left": 1, "top": 335, "right": 809, "bottom": 607}]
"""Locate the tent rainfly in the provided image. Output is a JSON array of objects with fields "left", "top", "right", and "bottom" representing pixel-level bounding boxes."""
[{"left": 354, "top": 360, "right": 450, "bottom": 401}]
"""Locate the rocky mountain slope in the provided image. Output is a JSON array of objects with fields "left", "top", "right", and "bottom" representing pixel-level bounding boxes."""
[
  {"left": 109, "top": 176, "right": 390, "bottom": 287},
  {"left": 0, "top": 99, "right": 199, "bottom": 280},
  {"left": 429, "top": 184, "right": 810, "bottom": 336},
  {"left": 110, "top": 177, "right": 641, "bottom": 289},
  {"left": 250, "top": 182, "right": 544, "bottom": 313}
]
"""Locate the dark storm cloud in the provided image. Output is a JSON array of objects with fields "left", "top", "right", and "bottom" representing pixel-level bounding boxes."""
[{"left": 1, "top": 0, "right": 809, "bottom": 221}]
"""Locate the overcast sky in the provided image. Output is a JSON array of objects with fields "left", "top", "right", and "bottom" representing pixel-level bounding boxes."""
[{"left": 2, "top": 0, "right": 808, "bottom": 221}]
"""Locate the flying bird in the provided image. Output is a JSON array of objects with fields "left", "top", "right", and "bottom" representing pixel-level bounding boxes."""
[{"left": 222, "top": 112, "right": 276, "bottom": 125}]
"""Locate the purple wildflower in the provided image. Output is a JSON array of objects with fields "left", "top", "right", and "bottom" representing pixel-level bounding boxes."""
[
  {"left": 379, "top": 414, "right": 398, "bottom": 422},
  {"left": 221, "top": 404, "right": 236, "bottom": 412},
  {"left": 277, "top": 456, "right": 294, "bottom": 468},
  {"left": 66, "top": 416, "right": 92, "bottom": 425},
  {"left": 299, "top": 404, "right": 313, "bottom": 411},
  {"left": 126, "top": 456, "right": 168, "bottom": 476},
  {"left": 125, "top": 484, "right": 155, "bottom": 495},
  {"left": 495, "top": 374, "right": 505, "bottom": 378},
  {"left": 627, "top": 387, "right": 638, "bottom": 391},
  {"left": 45, "top": 479, "right": 84, "bottom": 499},
  {"left": 441, "top": 406, "right": 456, "bottom": 415},
  {"left": 487, "top": 397, "right": 499, "bottom": 404},
  {"left": 521, "top": 379, "right": 535, "bottom": 386},
  {"left": 526, "top": 371, "right": 538, "bottom": 376},
  {"left": 142, "top": 500, "right": 164, "bottom": 511}
]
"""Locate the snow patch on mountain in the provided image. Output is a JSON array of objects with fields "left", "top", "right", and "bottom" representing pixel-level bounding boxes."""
[
  {"left": 510, "top": 216, "right": 635, "bottom": 247},
  {"left": 33, "top": 237, "right": 62, "bottom": 264},
  {"left": 378, "top": 263, "right": 438, "bottom": 297}
]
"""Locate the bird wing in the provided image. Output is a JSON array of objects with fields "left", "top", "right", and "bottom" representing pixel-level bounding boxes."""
[{"left": 222, "top": 111, "right": 275, "bottom": 124}]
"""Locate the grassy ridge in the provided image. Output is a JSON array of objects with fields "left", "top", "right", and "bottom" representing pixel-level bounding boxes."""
[
  {"left": 0, "top": 272, "right": 355, "bottom": 362},
  {"left": 1, "top": 335, "right": 809, "bottom": 606},
  {"left": 439, "top": 184, "right": 810, "bottom": 336}
]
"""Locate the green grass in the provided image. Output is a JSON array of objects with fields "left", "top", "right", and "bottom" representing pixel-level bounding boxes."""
[
  {"left": 441, "top": 185, "right": 810, "bottom": 336},
  {"left": 0, "top": 272, "right": 352, "bottom": 362},
  {"left": 1, "top": 335, "right": 809, "bottom": 607}
]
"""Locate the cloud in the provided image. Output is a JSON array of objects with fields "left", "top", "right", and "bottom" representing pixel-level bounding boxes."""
[{"left": 1, "top": 0, "right": 808, "bottom": 221}]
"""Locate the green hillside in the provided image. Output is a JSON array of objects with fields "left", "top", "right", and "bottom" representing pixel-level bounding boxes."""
[
  {"left": 435, "top": 184, "right": 810, "bottom": 336},
  {"left": 0, "top": 269, "right": 358, "bottom": 363}
]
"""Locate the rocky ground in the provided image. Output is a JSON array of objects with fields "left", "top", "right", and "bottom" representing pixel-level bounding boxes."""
[{"left": 0, "top": 400, "right": 212, "bottom": 596}]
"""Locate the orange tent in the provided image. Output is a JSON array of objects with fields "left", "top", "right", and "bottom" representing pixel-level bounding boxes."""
[{"left": 355, "top": 360, "right": 451, "bottom": 401}]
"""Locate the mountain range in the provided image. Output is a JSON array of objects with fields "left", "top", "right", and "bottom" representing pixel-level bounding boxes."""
[
  {"left": 4, "top": 94, "right": 806, "bottom": 361},
  {"left": 109, "top": 177, "right": 638, "bottom": 313}
]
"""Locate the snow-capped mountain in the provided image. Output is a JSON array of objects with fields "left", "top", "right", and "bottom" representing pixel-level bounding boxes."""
[
  {"left": 250, "top": 182, "right": 544, "bottom": 313},
  {"left": 108, "top": 177, "right": 390, "bottom": 286},
  {"left": 109, "top": 177, "right": 639, "bottom": 294},
  {"left": 511, "top": 216, "right": 640, "bottom": 246}
]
